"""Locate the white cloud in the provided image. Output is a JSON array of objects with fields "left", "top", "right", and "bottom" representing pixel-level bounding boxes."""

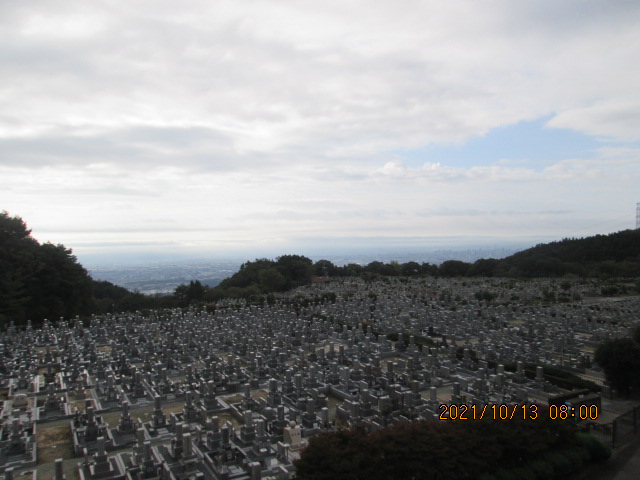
[
  {"left": 1, "top": 0, "right": 639, "bottom": 255},
  {"left": 2, "top": 0, "right": 639, "bottom": 157},
  {"left": 2, "top": 148, "right": 637, "bottom": 254},
  {"left": 548, "top": 100, "right": 640, "bottom": 141}
]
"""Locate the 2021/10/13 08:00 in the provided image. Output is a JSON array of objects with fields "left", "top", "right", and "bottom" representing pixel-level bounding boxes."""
[{"left": 438, "top": 404, "right": 599, "bottom": 420}]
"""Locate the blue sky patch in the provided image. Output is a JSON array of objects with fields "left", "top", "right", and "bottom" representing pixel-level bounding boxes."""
[{"left": 397, "top": 116, "right": 604, "bottom": 170}]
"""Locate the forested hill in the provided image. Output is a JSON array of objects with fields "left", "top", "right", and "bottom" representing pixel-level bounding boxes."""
[
  {"left": 0, "top": 211, "right": 153, "bottom": 327},
  {"left": 0, "top": 211, "right": 94, "bottom": 326},
  {"left": 2, "top": 209, "right": 639, "bottom": 327},
  {"left": 207, "top": 230, "right": 640, "bottom": 298},
  {"left": 495, "top": 229, "right": 640, "bottom": 277}
]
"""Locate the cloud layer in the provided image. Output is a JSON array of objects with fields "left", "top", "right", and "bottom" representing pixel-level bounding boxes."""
[{"left": 1, "top": 0, "right": 639, "bottom": 259}]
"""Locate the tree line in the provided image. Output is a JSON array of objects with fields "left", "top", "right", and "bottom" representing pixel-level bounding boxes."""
[
  {"left": 0, "top": 211, "right": 168, "bottom": 327},
  {"left": 2, "top": 211, "right": 640, "bottom": 327},
  {"left": 0, "top": 212, "right": 93, "bottom": 326}
]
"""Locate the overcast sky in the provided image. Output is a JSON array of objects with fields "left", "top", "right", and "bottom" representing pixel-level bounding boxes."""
[{"left": 1, "top": 0, "right": 639, "bottom": 264}]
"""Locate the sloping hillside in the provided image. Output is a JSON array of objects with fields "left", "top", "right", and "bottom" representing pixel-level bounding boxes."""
[{"left": 496, "top": 229, "right": 640, "bottom": 277}]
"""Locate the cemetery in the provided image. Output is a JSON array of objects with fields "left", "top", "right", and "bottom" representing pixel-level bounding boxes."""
[{"left": 1, "top": 276, "right": 639, "bottom": 479}]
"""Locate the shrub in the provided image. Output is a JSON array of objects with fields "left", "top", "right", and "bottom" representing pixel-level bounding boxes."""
[
  {"left": 576, "top": 432, "right": 612, "bottom": 462},
  {"left": 509, "top": 466, "right": 536, "bottom": 480},
  {"left": 601, "top": 285, "right": 620, "bottom": 296},
  {"left": 563, "top": 447, "right": 586, "bottom": 471},
  {"left": 478, "top": 474, "right": 498, "bottom": 480},
  {"left": 543, "top": 451, "right": 573, "bottom": 478},
  {"left": 494, "top": 468, "right": 518, "bottom": 480},
  {"left": 529, "top": 459, "right": 554, "bottom": 479}
]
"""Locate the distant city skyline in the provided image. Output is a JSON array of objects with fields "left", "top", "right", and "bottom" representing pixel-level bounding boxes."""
[{"left": 1, "top": 1, "right": 639, "bottom": 261}]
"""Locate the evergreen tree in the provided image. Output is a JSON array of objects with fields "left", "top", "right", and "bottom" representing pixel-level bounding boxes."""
[
  {"left": 595, "top": 337, "right": 640, "bottom": 396},
  {"left": 0, "top": 211, "right": 93, "bottom": 326}
]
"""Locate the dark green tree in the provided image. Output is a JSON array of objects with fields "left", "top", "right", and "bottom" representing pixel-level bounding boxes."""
[
  {"left": 595, "top": 338, "right": 640, "bottom": 396},
  {"left": 92, "top": 280, "right": 132, "bottom": 313},
  {"left": 364, "top": 261, "right": 385, "bottom": 275},
  {"left": 420, "top": 262, "right": 438, "bottom": 276},
  {"left": 258, "top": 268, "right": 288, "bottom": 292},
  {"left": 381, "top": 260, "right": 402, "bottom": 276},
  {"left": 295, "top": 415, "right": 583, "bottom": 480},
  {"left": 438, "top": 260, "right": 471, "bottom": 277},
  {"left": 342, "top": 263, "right": 364, "bottom": 276},
  {"left": 0, "top": 212, "right": 93, "bottom": 326},
  {"left": 0, "top": 212, "right": 39, "bottom": 324},
  {"left": 173, "top": 280, "right": 206, "bottom": 305},
  {"left": 400, "top": 261, "right": 421, "bottom": 276},
  {"left": 188, "top": 280, "right": 205, "bottom": 302},
  {"left": 276, "top": 255, "right": 313, "bottom": 288},
  {"left": 468, "top": 258, "right": 499, "bottom": 277},
  {"left": 314, "top": 259, "right": 339, "bottom": 277},
  {"left": 28, "top": 242, "right": 93, "bottom": 320}
]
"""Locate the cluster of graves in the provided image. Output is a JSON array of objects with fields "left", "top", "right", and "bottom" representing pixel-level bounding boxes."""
[{"left": 1, "top": 276, "right": 639, "bottom": 479}]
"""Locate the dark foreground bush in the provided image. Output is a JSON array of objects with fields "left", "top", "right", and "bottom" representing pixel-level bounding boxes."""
[
  {"left": 295, "top": 416, "right": 613, "bottom": 480},
  {"left": 529, "top": 459, "right": 554, "bottom": 479},
  {"left": 296, "top": 415, "right": 578, "bottom": 480},
  {"left": 576, "top": 432, "right": 612, "bottom": 462}
]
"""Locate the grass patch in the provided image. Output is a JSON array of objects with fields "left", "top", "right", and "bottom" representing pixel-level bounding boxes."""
[{"left": 36, "top": 425, "right": 74, "bottom": 464}]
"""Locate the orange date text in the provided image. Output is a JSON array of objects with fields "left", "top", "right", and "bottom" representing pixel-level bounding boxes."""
[{"left": 438, "top": 404, "right": 539, "bottom": 420}]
